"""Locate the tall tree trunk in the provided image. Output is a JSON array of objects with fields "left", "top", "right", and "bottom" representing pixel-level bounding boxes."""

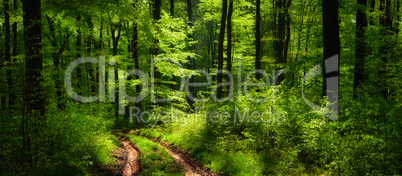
[
  {"left": 76, "top": 16, "right": 83, "bottom": 103},
  {"left": 152, "top": 0, "right": 162, "bottom": 107},
  {"left": 133, "top": 21, "right": 141, "bottom": 123},
  {"left": 100, "top": 16, "right": 103, "bottom": 51},
  {"left": 217, "top": 0, "right": 228, "bottom": 100},
  {"left": 23, "top": 0, "right": 45, "bottom": 114},
  {"left": 273, "top": 0, "right": 289, "bottom": 84},
  {"left": 255, "top": 0, "right": 261, "bottom": 80},
  {"left": 354, "top": 0, "right": 368, "bottom": 97},
  {"left": 86, "top": 17, "right": 96, "bottom": 94},
  {"left": 13, "top": 0, "right": 18, "bottom": 57},
  {"left": 5, "top": 0, "right": 14, "bottom": 110},
  {"left": 23, "top": 0, "right": 44, "bottom": 167},
  {"left": 227, "top": 1, "right": 233, "bottom": 74},
  {"left": 283, "top": 0, "right": 291, "bottom": 85},
  {"left": 12, "top": 0, "right": 17, "bottom": 110},
  {"left": 322, "top": 0, "right": 340, "bottom": 118},
  {"left": 186, "top": 0, "right": 195, "bottom": 107},
  {"left": 291, "top": 0, "right": 305, "bottom": 87},
  {"left": 379, "top": 0, "right": 392, "bottom": 99},
  {"left": 169, "top": 0, "right": 177, "bottom": 90},
  {"left": 170, "top": 0, "right": 174, "bottom": 17},
  {"left": 111, "top": 24, "right": 121, "bottom": 118}
]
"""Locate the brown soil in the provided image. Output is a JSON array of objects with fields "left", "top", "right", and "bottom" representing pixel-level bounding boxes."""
[
  {"left": 113, "top": 134, "right": 140, "bottom": 176},
  {"left": 149, "top": 138, "right": 217, "bottom": 176}
]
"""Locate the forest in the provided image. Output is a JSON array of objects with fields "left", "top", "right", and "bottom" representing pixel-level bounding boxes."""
[{"left": 0, "top": 0, "right": 401, "bottom": 175}]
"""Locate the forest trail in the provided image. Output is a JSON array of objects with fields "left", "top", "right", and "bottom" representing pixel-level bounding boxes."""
[
  {"left": 148, "top": 137, "right": 216, "bottom": 176},
  {"left": 116, "top": 135, "right": 140, "bottom": 176},
  {"left": 114, "top": 130, "right": 216, "bottom": 176}
]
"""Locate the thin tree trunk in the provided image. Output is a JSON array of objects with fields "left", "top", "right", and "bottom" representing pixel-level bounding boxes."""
[
  {"left": 170, "top": 0, "right": 174, "bottom": 17},
  {"left": 291, "top": 1, "right": 305, "bottom": 87},
  {"left": 76, "top": 16, "right": 83, "bottom": 103},
  {"left": 379, "top": 0, "right": 392, "bottom": 99},
  {"left": 100, "top": 16, "right": 103, "bottom": 51},
  {"left": 283, "top": 0, "right": 291, "bottom": 85},
  {"left": 353, "top": 0, "right": 368, "bottom": 97},
  {"left": 5, "top": 0, "right": 14, "bottom": 110},
  {"left": 227, "top": 1, "right": 233, "bottom": 74},
  {"left": 186, "top": 0, "right": 194, "bottom": 106},
  {"left": 111, "top": 24, "right": 121, "bottom": 118},
  {"left": 256, "top": 0, "right": 261, "bottom": 81},
  {"left": 217, "top": 0, "right": 228, "bottom": 100},
  {"left": 133, "top": 21, "right": 141, "bottom": 123}
]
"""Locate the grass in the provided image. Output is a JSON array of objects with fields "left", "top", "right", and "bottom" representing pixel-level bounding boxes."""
[
  {"left": 134, "top": 115, "right": 326, "bottom": 176},
  {"left": 117, "top": 132, "right": 184, "bottom": 176}
]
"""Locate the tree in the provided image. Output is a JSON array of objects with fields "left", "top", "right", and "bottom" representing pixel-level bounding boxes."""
[
  {"left": 170, "top": 0, "right": 174, "bottom": 17},
  {"left": 354, "top": 0, "right": 368, "bottom": 97},
  {"left": 4, "top": 0, "right": 14, "bottom": 110},
  {"left": 255, "top": 0, "right": 261, "bottom": 80},
  {"left": 322, "top": 0, "right": 340, "bottom": 117},
  {"left": 273, "top": 0, "right": 291, "bottom": 84},
  {"left": 227, "top": 1, "right": 233, "bottom": 74},
  {"left": 23, "top": 0, "right": 45, "bottom": 115},
  {"left": 23, "top": 0, "right": 45, "bottom": 166},
  {"left": 379, "top": 0, "right": 392, "bottom": 99},
  {"left": 217, "top": 0, "right": 228, "bottom": 100}
]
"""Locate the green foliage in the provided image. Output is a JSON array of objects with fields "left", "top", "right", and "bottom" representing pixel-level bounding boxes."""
[
  {"left": 1, "top": 0, "right": 401, "bottom": 175},
  {"left": 124, "top": 134, "right": 184, "bottom": 176},
  {"left": 27, "top": 102, "right": 119, "bottom": 175}
]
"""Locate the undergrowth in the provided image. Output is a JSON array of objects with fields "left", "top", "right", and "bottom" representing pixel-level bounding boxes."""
[{"left": 118, "top": 132, "right": 184, "bottom": 176}]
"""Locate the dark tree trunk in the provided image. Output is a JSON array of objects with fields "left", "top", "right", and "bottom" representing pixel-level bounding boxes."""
[
  {"left": 283, "top": 0, "right": 291, "bottom": 85},
  {"left": 169, "top": 0, "right": 176, "bottom": 90},
  {"left": 86, "top": 17, "right": 96, "bottom": 94},
  {"left": 227, "top": 1, "right": 233, "bottom": 74},
  {"left": 353, "top": 0, "right": 368, "bottom": 98},
  {"left": 4, "top": 0, "right": 14, "bottom": 110},
  {"left": 170, "top": 0, "right": 174, "bottom": 17},
  {"left": 292, "top": 0, "right": 305, "bottom": 87},
  {"left": 111, "top": 24, "right": 121, "bottom": 118},
  {"left": 152, "top": 0, "right": 162, "bottom": 107},
  {"left": 186, "top": 0, "right": 195, "bottom": 106},
  {"left": 395, "top": 0, "right": 400, "bottom": 38},
  {"left": 217, "top": 0, "right": 228, "bottom": 100},
  {"left": 23, "top": 0, "right": 45, "bottom": 115},
  {"left": 273, "top": 0, "right": 290, "bottom": 84},
  {"left": 13, "top": 0, "right": 18, "bottom": 57},
  {"left": 23, "top": 0, "right": 44, "bottom": 166},
  {"left": 100, "top": 16, "right": 103, "bottom": 51},
  {"left": 76, "top": 15, "right": 82, "bottom": 103},
  {"left": 379, "top": 0, "right": 392, "bottom": 99},
  {"left": 255, "top": 0, "right": 261, "bottom": 80},
  {"left": 322, "top": 0, "right": 340, "bottom": 115},
  {"left": 153, "top": 0, "right": 162, "bottom": 22}
]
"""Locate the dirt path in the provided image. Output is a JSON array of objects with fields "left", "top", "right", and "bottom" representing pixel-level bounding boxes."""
[
  {"left": 149, "top": 138, "right": 217, "bottom": 176},
  {"left": 116, "top": 136, "right": 140, "bottom": 176}
]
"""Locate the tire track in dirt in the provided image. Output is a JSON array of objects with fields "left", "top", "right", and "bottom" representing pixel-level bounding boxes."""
[
  {"left": 148, "top": 138, "right": 217, "bottom": 176},
  {"left": 115, "top": 135, "right": 140, "bottom": 176}
]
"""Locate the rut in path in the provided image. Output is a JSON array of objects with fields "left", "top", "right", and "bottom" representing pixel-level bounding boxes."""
[
  {"left": 117, "top": 136, "right": 140, "bottom": 176},
  {"left": 148, "top": 138, "right": 217, "bottom": 176}
]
